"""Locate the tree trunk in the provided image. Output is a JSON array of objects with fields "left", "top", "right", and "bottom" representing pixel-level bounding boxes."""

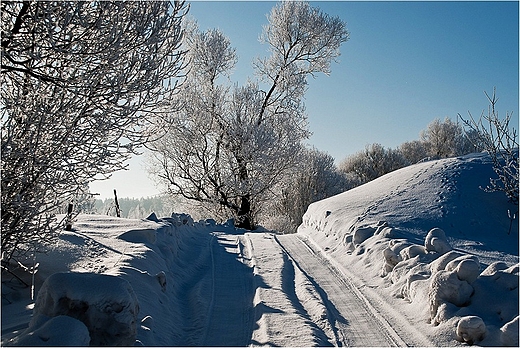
[
  {"left": 234, "top": 154, "right": 253, "bottom": 230},
  {"left": 236, "top": 194, "right": 252, "bottom": 230}
]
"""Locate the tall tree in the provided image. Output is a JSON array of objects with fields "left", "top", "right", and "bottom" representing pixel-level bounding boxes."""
[
  {"left": 1, "top": 1, "right": 187, "bottom": 263},
  {"left": 149, "top": 1, "right": 349, "bottom": 229}
]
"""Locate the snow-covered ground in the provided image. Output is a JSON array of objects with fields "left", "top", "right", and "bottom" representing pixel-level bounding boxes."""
[
  {"left": 298, "top": 152, "right": 519, "bottom": 346},
  {"left": 1, "top": 152, "right": 518, "bottom": 346}
]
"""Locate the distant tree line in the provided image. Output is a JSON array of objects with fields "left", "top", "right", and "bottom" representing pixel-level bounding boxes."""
[
  {"left": 338, "top": 117, "right": 485, "bottom": 187},
  {"left": 93, "top": 196, "right": 176, "bottom": 220}
]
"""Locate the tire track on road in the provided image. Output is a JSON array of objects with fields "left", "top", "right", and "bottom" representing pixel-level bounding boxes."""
[
  {"left": 276, "top": 234, "right": 406, "bottom": 347},
  {"left": 202, "top": 233, "right": 255, "bottom": 346}
]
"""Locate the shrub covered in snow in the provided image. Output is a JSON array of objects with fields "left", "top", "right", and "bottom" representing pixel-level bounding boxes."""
[
  {"left": 30, "top": 272, "right": 139, "bottom": 346},
  {"left": 459, "top": 89, "right": 519, "bottom": 205}
]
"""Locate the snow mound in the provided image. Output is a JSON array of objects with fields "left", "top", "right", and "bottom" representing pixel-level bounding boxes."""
[
  {"left": 145, "top": 212, "right": 160, "bottom": 222},
  {"left": 30, "top": 272, "right": 139, "bottom": 346},
  {"left": 456, "top": 315, "right": 486, "bottom": 345},
  {"left": 424, "top": 227, "right": 452, "bottom": 254},
  {"left": 501, "top": 316, "right": 519, "bottom": 346},
  {"left": 3, "top": 213, "right": 220, "bottom": 346},
  {"left": 298, "top": 153, "right": 519, "bottom": 346},
  {"left": 118, "top": 228, "right": 157, "bottom": 244},
  {"left": 429, "top": 270, "right": 474, "bottom": 325},
  {"left": 8, "top": 315, "right": 90, "bottom": 346}
]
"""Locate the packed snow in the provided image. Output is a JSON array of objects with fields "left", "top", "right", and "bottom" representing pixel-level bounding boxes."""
[{"left": 2, "top": 152, "right": 518, "bottom": 346}]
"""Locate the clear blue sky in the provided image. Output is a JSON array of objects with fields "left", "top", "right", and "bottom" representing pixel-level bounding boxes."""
[{"left": 90, "top": 0, "right": 519, "bottom": 199}]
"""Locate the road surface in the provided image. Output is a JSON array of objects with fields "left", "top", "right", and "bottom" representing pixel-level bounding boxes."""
[{"left": 183, "top": 231, "right": 417, "bottom": 347}]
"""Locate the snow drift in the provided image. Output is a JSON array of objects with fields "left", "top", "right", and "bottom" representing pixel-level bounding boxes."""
[
  {"left": 2, "top": 152, "right": 518, "bottom": 347},
  {"left": 298, "top": 152, "right": 519, "bottom": 346},
  {"left": 2, "top": 214, "right": 202, "bottom": 346},
  {"left": 11, "top": 273, "right": 138, "bottom": 346}
]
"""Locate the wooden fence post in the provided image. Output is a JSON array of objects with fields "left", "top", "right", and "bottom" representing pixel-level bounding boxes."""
[
  {"left": 114, "top": 189, "right": 121, "bottom": 218},
  {"left": 65, "top": 203, "right": 73, "bottom": 231}
]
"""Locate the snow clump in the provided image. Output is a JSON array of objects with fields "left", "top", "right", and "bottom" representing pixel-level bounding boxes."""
[
  {"left": 500, "top": 316, "right": 519, "bottom": 347},
  {"left": 382, "top": 247, "right": 400, "bottom": 275},
  {"left": 118, "top": 228, "right": 157, "bottom": 244},
  {"left": 456, "top": 315, "right": 486, "bottom": 345},
  {"left": 29, "top": 272, "right": 139, "bottom": 346},
  {"left": 424, "top": 227, "right": 451, "bottom": 254},
  {"left": 400, "top": 244, "right": 426, "bottom": 261},
  {"left": 352, "top": 225, "right": 376, "bottom": 245},
  {"left": 428, "top": 271, "right": 474, "bottom": 325},
  {"left": 446, "top": 256, "right": 480, "bottom": 284},
  {"left": 8, "top": 315, "right": 90, "bottom": 346}
]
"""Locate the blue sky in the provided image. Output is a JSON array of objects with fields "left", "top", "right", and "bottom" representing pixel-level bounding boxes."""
[{"left": 90, "top": 0, "right": 519, "bottom": 199}]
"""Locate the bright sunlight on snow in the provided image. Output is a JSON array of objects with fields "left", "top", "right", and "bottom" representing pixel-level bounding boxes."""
[{"left": 2, "top": 153, "right": 519, "bottom": 346}]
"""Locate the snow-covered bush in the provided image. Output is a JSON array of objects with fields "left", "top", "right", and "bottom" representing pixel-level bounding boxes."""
[
  {"left": 338, "top": 143, "right": 407, "bottom": 184},
  {"left": 265, "top": 147, "right": 349, "bottom": 233},
  {"left": 420, "top": 117, "right": 479, "bottom": 158},
  {"left": 30, "top": 272, "right": 139, "bottom": 346},
  {"left": 398, "top": 140, "right": 429, "bottom": 165},
  {"left": 459, "top": 88, "right": 519, "bottom": 205}
]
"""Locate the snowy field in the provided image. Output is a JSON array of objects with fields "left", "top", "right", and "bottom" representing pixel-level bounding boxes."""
[{"left": 1, "top": 152, "right": 518, "bottom": 346}]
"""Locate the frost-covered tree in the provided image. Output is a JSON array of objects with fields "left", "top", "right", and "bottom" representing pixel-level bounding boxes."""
[
  {"left": 420, "top": 117, "right": 478, "bottom": 158},
  {"left": 263, "top": 147, "right": 349, "bottom": 233},
  {"left": 459, "top": 89, "right": 519, "bottom": 205},
  {"left": 398, "top": 140, "right": 429, "bottom": 165},
  {"left": 149, "top": 1, "right": 349, "bottom": 229},
  {"left": 1, "top": 1, "right": 187, "bottom": 263},
  {"left": 338, "top": 143, "right": 407, "bottom": 185}
]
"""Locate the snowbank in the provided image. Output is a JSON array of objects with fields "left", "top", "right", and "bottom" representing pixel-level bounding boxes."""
[
  {"left": 299, "top": 153, "right": 519, "bottom": 346},
  {"left": 14, "top": 272, "right": 139, "bottom": 346},
  {"left": 2, "top": 213, "right": 214, "bottom": 346}
]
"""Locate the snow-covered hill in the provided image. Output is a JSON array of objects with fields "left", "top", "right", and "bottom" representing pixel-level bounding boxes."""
[
  {"left": 2, "top": 152, "right": 518, "bottom": 346},
  {"left": 299, "top": 152, "right": 519, "bottom": 345}
]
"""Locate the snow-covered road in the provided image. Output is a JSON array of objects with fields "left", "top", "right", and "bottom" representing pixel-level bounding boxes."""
[
  {"left": 276, "top": 234, "right": 403, "bottom": 347},
  {"left": 203, "top": 233, "right": 254, "bottom": 346},
  {"left": 195, "top": 231, "right": 419, "bottom": 347}
]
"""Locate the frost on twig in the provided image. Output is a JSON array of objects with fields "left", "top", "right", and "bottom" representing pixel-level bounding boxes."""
[{"left": 459, "top": 88, "right": 519, "bottom": 206}]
